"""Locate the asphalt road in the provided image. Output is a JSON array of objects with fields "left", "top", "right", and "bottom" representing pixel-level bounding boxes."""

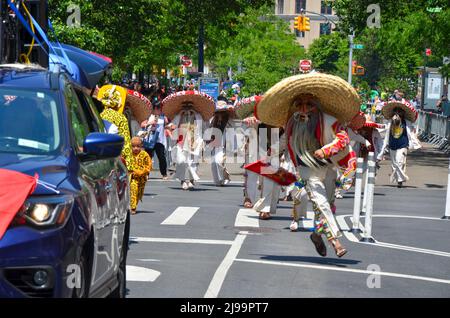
[{"left": 125, "top": 177, "right": 450, "bottom": 298}]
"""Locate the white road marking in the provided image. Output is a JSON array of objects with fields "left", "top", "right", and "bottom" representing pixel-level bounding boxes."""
[
  {"left": 299, "top": 211, "right": 315, "bottom": 229},
  {"left": 204, "top": 231, "right": 248, "bottom": 298},
  {"left": 126, "top": 265, "right": 161, "bottom": 282},
  {"left": 235, "top": 258, "right": 450, "bottom": 285},
  {"left": 372, "top": 214, "right": 445, "bottom": 221},
  {"left": 161, "top": 206, "right": 199, "bottom": 225},
  {"left": 336, "top": 215, "right": 450, "bottom": 257},
  {"left": 336, "top": 215, "right": 359, "bottom": 243},
  {"left": 235, "top": 209, "right": 259, "bottom": 227},
  {"left": 136, "top": 259, "right": 161, "bottom": 262},
  {"left": 130, "top": 236, "right": 233, "bottom": 245}
]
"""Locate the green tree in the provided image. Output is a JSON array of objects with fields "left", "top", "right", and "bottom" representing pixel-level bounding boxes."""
[{"left": 211, "top": 6, "right": 306, "bottom": 95}]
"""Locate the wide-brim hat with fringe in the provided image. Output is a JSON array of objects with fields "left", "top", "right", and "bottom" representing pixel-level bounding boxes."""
[
  {"left": 255, "top": 73, "right": 361, "bottom": 127},
  {"left": 234, "top": 95, "right": 262, "bottom": 119},
  {"left": 126, "top": 89, "right": 152, "bottom": 123},
  {"left": 348, "top": 111, "right": 366, "bottom": 131},
  {"left": 161, "top": 90, "right": 215, "bottom": 121},
  {"left": 382, "top": 99, "right": 418, "bottom": 123}
]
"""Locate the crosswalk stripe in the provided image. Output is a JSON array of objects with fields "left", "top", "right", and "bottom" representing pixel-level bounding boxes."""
[
  {"left": 235, "top": 208, "right": 259, "bottom": 227},
  {"left": 299, "top": 211, "right": 315, "bottom": 229},
  {"left": 161, "top": 206, "right": 199, "bottom": 225}
]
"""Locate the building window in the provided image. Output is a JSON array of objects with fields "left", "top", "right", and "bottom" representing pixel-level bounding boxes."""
[
  {"left": 295, "top": 0, "right": 306, "bottom": 14},
  {"left": 321, "top": 1, "right": 333, "bottom": 15},
  {"left": 320, "top": 23, "right": 332, "bottom": 35},
  {"left": 295, "top": 29, "right": 305, "bottom": 38},
  {"left": 277, "top": 0, "right": 284, "bottom": 14}
]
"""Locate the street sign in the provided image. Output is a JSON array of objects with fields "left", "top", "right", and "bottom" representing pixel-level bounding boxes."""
[
  {"left": 353, "top": 44, "right": 364, "bottom": 49},
  {"left": 299, "top": 59, "right": 312, "bottom": 72},
  {"left": 444, "top": 57, "right": 450, "bottom": 65},
  {"left": 199, "top": 77, "right": 220, "bottom": 102},
  {"left": 427, "top": 7, "right": 442, "bottom": 13},
  {"left": 180, "top": 55, "right": 192, "bottom": 67}
]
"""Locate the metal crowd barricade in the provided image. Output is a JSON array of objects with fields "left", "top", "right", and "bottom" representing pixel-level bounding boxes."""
[{"left": 417, "top": 111, "right": 450, "bottom": 154}]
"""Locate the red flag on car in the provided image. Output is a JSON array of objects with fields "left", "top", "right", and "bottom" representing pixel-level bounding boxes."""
[{"left": 0, "top": 169, "right": 37, "bottom": 240}]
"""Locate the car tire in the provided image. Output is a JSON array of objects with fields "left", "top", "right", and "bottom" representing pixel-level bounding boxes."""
[{"left": 109, "top": 212, "right": 130, "bottom": 298}]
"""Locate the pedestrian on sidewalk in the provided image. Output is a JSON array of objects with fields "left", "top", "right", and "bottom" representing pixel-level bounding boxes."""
[
  {"left": 162, "top": 90, "right": 214, "bottom": 190},
  {"left": 207, "top": 100, "right": 234, "bottom": 186},
  {"left": 379, "top": 99, "right": 421, "bottom": 188},
  {"left": 130, "top": 137, "right": 152, "bottom": 215},
  {"left": 256, "top": 72, "right": 363, "bottom": 258}
]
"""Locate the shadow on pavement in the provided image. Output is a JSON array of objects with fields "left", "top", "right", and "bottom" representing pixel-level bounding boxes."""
[
  {"left": 167, "top": 187, "right": 218, "bottom": 192},
  {"left": 258, "top": 255, "right": 361, "bottom": 267}
]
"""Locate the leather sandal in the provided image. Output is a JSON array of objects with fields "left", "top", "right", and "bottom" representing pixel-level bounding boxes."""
[
  {"left": 259, "top": 212, "right": 272, "bottom": 220},
  {"left": 331, "top": 239, "right": 347, "bottom": 258},
  {"left": 243, "top": 198, "right": 253, "bottom": 208},
  {"left": 310, "top": 233, "right": 327, "bottom": 257}
]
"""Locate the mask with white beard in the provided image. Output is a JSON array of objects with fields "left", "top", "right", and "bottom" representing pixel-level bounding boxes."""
[{"left": 288, "top": 110, "right": 328, "bottom": 168}]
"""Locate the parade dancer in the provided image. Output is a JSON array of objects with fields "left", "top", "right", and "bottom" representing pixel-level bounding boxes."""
[
  {"left": 208, "top": 100, "right": 234, "bottom": 186},
  {"left": 129, "top": 137, "right": 152, "bottom": 214},
  {"left": 256, "top": 73, "right": 361, "bottom": 257},
  {"left": 162, "top": 91, "right": 215, "bottom": 190},
  {"left": 379, "top": 99, "right": 421, "bottom": 188}
]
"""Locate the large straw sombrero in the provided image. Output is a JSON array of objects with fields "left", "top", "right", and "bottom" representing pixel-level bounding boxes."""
[
  {"left": 234, "top": 95, "right": 262, "bottom": 119},
  {"left": 255, "top": 73, "right": 360, "bottom": 127},
  {"left": 348, "top": 111, "right": 366, "bottom": 131},
  {"left": 126, "top": 89, "right": 152, "bottom": 123},
  {"left": 97, "top": 84, "right": 127, "bottom": 113},
  {"left": 382, "top": 99, "right": 418, "bottom": 123},
  {"left": 161, "top": 90, "right": 215, "bottom": 121}
]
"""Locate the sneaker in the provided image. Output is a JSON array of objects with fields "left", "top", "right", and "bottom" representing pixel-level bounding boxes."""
[
  {"left": 224, "top": 178, "right": 230, "bottom": 185},
  {"left": 162, "top": 175, "right": 169, "bottom": 180},
  {"left": 289, "top": 220, "right": 298, "bottom": 232},
  {"left": 187, "top": 181, "right": 194, "bottom": 190},
  {"left": 397, "top": 182, "right": 403, "bottom": 188},
  {"left": 182, "top": 182, "right": 189, "bottom": 190}
]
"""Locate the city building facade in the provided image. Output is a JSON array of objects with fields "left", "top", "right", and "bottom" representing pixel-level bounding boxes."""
[{"left": 275, "top": 0, "right": 338, "bottom": 48}]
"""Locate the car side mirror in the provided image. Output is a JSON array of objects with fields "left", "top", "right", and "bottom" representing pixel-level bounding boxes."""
[{"left": 82, "top": 132, "right": 124, "bottom": 160}]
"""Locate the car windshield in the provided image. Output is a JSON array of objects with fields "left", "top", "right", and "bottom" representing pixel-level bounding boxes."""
[{"left": 0, "top": 88, "right": 62, "bottom": 155}]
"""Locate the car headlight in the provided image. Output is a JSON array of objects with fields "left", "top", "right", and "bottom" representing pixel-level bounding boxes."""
[{"left": 19, "top": 196, "right": 74, "bottom": 227}]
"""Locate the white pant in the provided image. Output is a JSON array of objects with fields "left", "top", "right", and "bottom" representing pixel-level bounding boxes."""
[
  {"left": 174, "top": 149, "right": 200, "bottom": 182},
  {"left": 299, "top": 165, "right": 341, "bottom": 239},
  {"left": 245, "top": 171, "right": 259, "bottom": 204},
  {"left": 291, "top": 187, "right": 308, "bottom": 220},
  {"left": 390, "top": 148, "right": 409, "bottom": 183},
  {"left": 253, "top": 177, "right": 280, "bottom": 214},
  {"left": 211, "top": 147, "right": 229, "bottom": 185}
]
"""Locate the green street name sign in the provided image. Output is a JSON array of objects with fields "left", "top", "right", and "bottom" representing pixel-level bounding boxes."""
[
  {"left": 353, "top": 44, "right": 364, "bottom": 49},
  {"left": 427, "top": 7, "right": 442, "bottom": 13}
]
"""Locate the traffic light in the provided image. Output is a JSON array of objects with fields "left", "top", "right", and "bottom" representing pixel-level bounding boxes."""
[
  {"left": 302, "top": 17, "right": 310, "bottom": 31},
  {"left": 294, "top": 16, "right": 303, "bottom": 31}
]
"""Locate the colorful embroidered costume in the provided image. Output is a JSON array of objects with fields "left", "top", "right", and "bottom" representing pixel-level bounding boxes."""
[
  {"left": 100, "top": 108, "right": 134, "bottom": 171},
  {"left": 130, "top": 150, "right": 152, "bottom": 211}
]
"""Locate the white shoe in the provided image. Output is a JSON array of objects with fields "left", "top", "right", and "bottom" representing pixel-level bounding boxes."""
[
  {"left": 224, "top": 179, "right": 230, "bottom": 185},
  {"left": 182, "top": 182, "right": 189, "bottom": 190},
  {"left": 187, "top": 181, "right": 194, "bottom": 190},
  {"left": 290, "top": 221, "right": 299, "bottom": 232}
]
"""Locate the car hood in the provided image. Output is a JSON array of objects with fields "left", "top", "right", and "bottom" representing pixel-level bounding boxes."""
[{"left": 0, "top": 153, "right": 69, "bottom": 195}]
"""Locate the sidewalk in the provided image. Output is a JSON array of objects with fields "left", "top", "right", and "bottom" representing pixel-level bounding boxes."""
[{"left": 376, "top": 142, "right": 448, "bottom": 189}]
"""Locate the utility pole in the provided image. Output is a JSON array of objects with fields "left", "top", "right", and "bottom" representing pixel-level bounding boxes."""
[
  {"left": 348, "top": 29, "right": 355, "bottom": 85},
  {"left": 198, "top": 24, "right": 204, "bottom": 74}
]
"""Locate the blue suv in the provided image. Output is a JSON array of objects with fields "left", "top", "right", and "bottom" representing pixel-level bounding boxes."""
[{"left": 0, "top": 65, "right": 130, "bottom": 298}]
